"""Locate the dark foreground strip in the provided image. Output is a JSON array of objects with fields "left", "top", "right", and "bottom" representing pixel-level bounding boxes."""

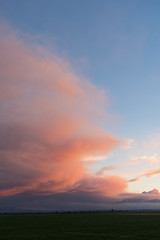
[{"left": 65, "top": 232, "right": 129, "bottom": 238}]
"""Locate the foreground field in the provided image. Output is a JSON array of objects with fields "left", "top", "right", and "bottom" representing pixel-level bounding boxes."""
[{"left": 0, "top": 212, "right": 160, "bottom": 240}]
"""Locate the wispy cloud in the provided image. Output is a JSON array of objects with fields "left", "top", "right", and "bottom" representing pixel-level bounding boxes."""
[
  {"left": 143, "top": 168, "right": 160, "bottom": 178},
  {"left": 128, "top": 177, "right": 142, "bottom": 183},
  {"left": 128, "top": 167, "right": 160, "bottom": 183},
  {"left": 121, "top": 138, "right": 134, "bottom": 150},
  {"left": 0, "top": 23, "right": 127, "bottom": 197},
  {"left": 127, "top": 154, "right": 160, "bottom": 166},
  {"left": 96, "top": 165, "right": 118, "bottom": 176}
]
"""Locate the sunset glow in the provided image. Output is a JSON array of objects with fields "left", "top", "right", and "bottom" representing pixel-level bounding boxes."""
[{"left": 1, "top": 0, "right": 160, "bottom": 211}]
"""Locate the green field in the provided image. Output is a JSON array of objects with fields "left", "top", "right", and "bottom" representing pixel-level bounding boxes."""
[{"left": 0, "top": 212, "right": 160, "bottom": 240}]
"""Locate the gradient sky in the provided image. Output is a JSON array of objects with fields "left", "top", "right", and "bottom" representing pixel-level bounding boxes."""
[{"left": 1, "top": 0, "right": 160, "bottom": 211}]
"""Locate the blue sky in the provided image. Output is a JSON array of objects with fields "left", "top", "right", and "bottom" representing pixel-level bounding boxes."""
[
  {"left": 1, "top": 0, "right": 160, "bottom": 210},
  {"left": 1, "top": 0, "right": 160, "bottom": 137}
]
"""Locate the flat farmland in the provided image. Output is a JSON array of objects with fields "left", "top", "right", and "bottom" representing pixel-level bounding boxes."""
[{"left": 0, "top": 212, "right": 160, "bottom": 240}]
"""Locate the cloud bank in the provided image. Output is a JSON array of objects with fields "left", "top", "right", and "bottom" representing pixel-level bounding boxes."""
[
  {"left": 0, "top": 24, "right": 127, "bottom": 198},
  {"left": 0, "top": 188, "right": 160, "bottom": 212}
]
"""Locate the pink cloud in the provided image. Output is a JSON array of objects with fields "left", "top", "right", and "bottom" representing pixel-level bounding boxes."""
[
  {"left": 0, "top": 23, "right": 127, "bottom": 197},
  {"left": 143, "top": 168, "right": 160, "bottom": 178},
  {"left": 128, "top": 167, "right": 160, "bottom": 183},
  {"left": 75, "top": 175, "right": 127, "bottom": 196}
]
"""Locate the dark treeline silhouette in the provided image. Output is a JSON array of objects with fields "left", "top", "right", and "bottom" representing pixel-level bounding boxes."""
[{"left": 0, "top": 209, "right": 160, "bottom": 215}]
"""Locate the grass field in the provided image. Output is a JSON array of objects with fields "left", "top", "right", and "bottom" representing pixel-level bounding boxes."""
[{"left": 0, "top": 212, "right": 160, "bottom": 240}]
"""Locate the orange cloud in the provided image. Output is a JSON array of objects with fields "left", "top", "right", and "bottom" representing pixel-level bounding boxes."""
[{"left": 0, "top": 23, "right": 127, "bottom": 197}]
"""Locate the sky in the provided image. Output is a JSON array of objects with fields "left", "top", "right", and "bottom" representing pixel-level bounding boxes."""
[{"left": 1, "top": 0, "right": 160, "bottom": 211}]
